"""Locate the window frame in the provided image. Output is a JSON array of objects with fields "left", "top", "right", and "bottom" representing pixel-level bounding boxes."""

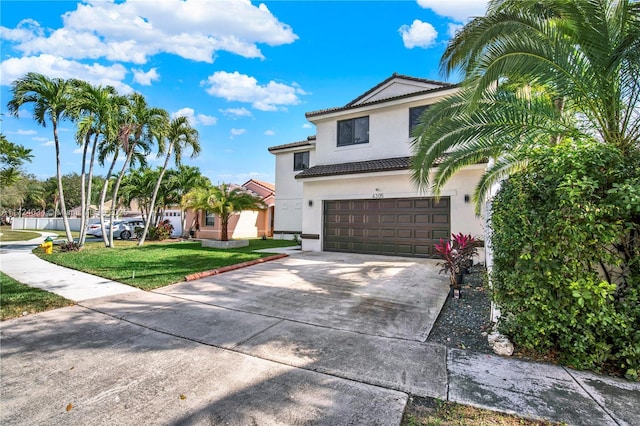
[
  {"left": 409, "top": 105, "right": 430, "bottom": 134},
  {"left": 205, "top": 211, "right": 215, "bottom": 226},
  {"left": 293, "top": 151, "right": 310, "bottom": 171},
  {"left": 337, "top": 116, "right": 370, "bottom": 147}
]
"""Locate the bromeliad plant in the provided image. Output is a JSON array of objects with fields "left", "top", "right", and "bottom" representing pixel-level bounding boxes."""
[{"left": 434, "top": 233, "right": 480, "bottom": 290}]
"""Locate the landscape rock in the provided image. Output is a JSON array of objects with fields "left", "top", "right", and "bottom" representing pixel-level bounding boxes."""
[{"left": 488, "top": 331, "right": 514, "bottom": 356}]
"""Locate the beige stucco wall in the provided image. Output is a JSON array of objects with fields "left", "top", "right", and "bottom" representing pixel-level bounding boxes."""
[
  {"left": 299, "top": 165, "right": 486, "bottom": 257},
  {"left": 272, "top": 145, "right": 315, "bottom": 235},
  {"left": 311, "top": 90, "right": 456, "bottom": 166}
]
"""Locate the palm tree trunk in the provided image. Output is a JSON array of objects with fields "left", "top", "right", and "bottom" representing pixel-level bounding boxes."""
[
  {"left": 53, "top": 121, "right": 74, "bottom": 242},
  {"left": 80, "top": 133, "right": 99, "bottom": 246},
  {"left": 221, "top": 215, "right": 229, "bottom": 241},
  {"left": 78, "top": 132, "right": 91, "bottom": 246},
  {"left": 108, "top": 143, "right": 136, "bottom": 246},
  {"left": 99, "top": 151, "right": 119, "bottom": 248},
  {"left": 138, "top": 145, "right": 172, "bottom": 245}
]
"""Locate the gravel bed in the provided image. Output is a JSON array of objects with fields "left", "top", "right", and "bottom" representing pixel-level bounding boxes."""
[{"left": 427, "top": 264, "right": 493, "bottom": 353}]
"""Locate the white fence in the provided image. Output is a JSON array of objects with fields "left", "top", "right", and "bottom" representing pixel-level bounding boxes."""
[
  {"left": 12, "top": 215, "right": 182, "bottom": 237},
  {"left": 10, "top": 217, "right": 98, "bottom": 231}
]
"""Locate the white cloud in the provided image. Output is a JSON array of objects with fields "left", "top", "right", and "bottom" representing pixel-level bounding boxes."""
[
  {"left": 0, "top": 54, "right": 133, "bottom": 93},
  {"left": 172, "top": 107, "right": 196, "bottom": 124},
  {"left": 448, "top": 23, "right": 464, "bottom": 38},
  {"left": 416, "top": 0, "right": 488, "bottom": 22},
  {"left": 197, "top": 114, "right": 217, "bottom": 126},
  {"left": 73, "top": 147, "right": 84, "bottom": 154},
  {"left": 172, "top": 107, "right": 217, "bottom": 126},
  {"left": 41, "top": 140, "right": 55, "bottom": 147},
  {"left": 264, "top": 130, "right": 275, "bottom": 136},
  {"left": 203, "top": 71, "right": 306, "bottom": 111},
  {"left": 6, "top": 129, "right": 37, "bottom": 135},
  {"left": 132, "top": 67, "right": 159, "bottom": 85},
  {"left": 2, "top": 0, "right": 297, "bottom": 65},
  {"left": 33, "top": 137, "right": 48, "bottom": 142},
  {"left": 220, "top": 107, "right": 253, "bottom": 119},
  {"left": 230, "top": 128, "right": 247, "bottom": 138},
  {"left": 399, "top": 20, "right": 438, "bottom": 49},
  {"left": 302, "top": 123, "right": 312, "bottom": 129}
]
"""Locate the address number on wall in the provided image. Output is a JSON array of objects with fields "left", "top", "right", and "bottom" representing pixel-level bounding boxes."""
[{"left": 372, "top": 192, "right": 384, "bottom": 199}]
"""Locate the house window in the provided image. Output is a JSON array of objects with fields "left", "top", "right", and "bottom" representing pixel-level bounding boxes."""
[
  {"left": 294, "top": 151, "right": 309, "bottom": 171},
  {"left": 337, "top": 116, "right": 369, "bottom": 146},
  {"left": 205, "top": 211, "right": 215, "bottom": 226},
  {"left": 409, "top": 105, "right": 430, "bottom": 133}
]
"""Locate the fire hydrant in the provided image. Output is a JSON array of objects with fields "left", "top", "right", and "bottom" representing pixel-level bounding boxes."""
[{"left": 39, "top": 236, "right": 53, "bottom": 254}]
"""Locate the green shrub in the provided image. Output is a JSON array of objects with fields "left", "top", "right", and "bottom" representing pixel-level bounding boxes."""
[
  {"left": 59, "top": 240, "right": 82, "bottom": 252},
  {"left": 135, "top": 220, "right": 174, "bottom": 241},
  {"left": 490, "top": 140, "right": 639, "bottom": 378}
]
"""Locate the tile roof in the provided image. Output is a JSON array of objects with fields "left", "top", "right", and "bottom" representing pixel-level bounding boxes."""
[
  {"left": 248, "top": 179, "right": 275, "bottom": 192},
  {"left": 295, "top": 156, "right": 412, "bottom": 179},
  {"left": 346, "top": 73, "right": 455, "bottom": 107},
  {"left": 268, "top": 136, "right": 316, "bottom": 153},
  {"left": 305, "top": 74, "right": 458, "bottom": 118}
]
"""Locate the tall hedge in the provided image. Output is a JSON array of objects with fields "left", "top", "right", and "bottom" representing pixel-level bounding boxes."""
[{"left": 490, "top": 140, "right": 639, "bottom": 379}]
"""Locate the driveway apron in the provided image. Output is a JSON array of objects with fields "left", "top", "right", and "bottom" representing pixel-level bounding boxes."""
[{"left": 1, "top": 251, "right": 449, "bottom": 424}]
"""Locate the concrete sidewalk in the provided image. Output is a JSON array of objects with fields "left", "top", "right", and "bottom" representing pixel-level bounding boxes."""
[
  {"left": 1, "top": 240, "right": 638, "bottom": 425},
  {"left": 0, "top": 232, "right": 140, "bottom": 301}
]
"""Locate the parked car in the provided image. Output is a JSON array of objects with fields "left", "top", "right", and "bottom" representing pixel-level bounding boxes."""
[
  {"left": 86, "top": 218, "right": 144, "bottom": 240},
  {"left": 85, "top": 221, "right": 109, "bottom": 238}
]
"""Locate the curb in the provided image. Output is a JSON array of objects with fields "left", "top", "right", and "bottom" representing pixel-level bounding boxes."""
[{"left": 184, "top": 253, "right": 289, "bottom": 281}]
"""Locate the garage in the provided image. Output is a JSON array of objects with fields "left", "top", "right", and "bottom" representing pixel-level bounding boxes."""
[{"left": 323, "top": 197, "right": 450, "bottom": 258}]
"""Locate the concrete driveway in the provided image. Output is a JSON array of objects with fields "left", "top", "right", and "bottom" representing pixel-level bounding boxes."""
[{"left": 1, "top": 251, "right": 450, "bottom": 425}]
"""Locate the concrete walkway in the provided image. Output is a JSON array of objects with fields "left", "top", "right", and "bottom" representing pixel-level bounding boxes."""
[
  {"left": 0, "top": 232, "right": 140, "bottom": 301},
  {"left": 1, "top": 235, "right": 638, "bottom": 425}
]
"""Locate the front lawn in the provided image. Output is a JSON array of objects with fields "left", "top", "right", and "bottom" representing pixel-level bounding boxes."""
[
  {"left": 0, "top": 228, "right": 42, "bottom": 242},
  {"left": 0, "top": 272, "right": 74, "bottom": 320},
  {"left": 34, "top": 239, "right": 300, "bottom": 290}
]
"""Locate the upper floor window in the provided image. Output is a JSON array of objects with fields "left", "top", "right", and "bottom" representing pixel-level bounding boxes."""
[
  {"left": 293, "top": 151, "right": 310, "bottom": 171},
  {"left": 337, "top": 116, "right": 369, "bottom": 147},
  {"left": 409, "top": 105, "right": 430, "bottom": 133},
  {"left": 205, "top": 211, "right": 215, "bottom": 226}
]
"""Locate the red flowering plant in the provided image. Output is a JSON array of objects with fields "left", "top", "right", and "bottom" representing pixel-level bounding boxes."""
[{"left": 434, "top": 233, "right": 480, "bottom": 289}]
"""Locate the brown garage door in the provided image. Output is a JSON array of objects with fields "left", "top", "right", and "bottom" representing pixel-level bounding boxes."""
[{"left": 323, "top": 197, "right": 450, "bottom": 258}]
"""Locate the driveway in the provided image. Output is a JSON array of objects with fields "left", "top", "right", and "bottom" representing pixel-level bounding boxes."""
[{"left": 0, "top": 251, "right": 450, "bottom": 425}]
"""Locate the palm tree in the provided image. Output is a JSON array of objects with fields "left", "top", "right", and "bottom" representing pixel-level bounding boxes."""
[
  {"left": 119, "top": 167, "right": 157, "bottom": 220},
  {"left": 169, "top": 165, "right": 210, "bottom": 238},
  {"left": 68, "top": 80, "right": 120, "bottom": 246},
  {"left": 182, "top": 183, "right": 266, "bottom": 242},
  {"left": 411, "top": 0, "right": 640, "bottom": 213},
  {"left": 0, "top": 134, "right": 33, "bottom": 186},
  {"left": 105, "top": 93, "right": 168, "bottom": 247},
  {"left": 138, "top": 116, "right": 200, "bottom": 245},
  {"left": 7, "top": 72, "right": 74, "bottom": 241}
]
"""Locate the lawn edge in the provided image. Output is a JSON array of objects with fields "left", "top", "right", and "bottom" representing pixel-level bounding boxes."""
[{"left": 184, "top": 253, "right": 289, "bottom": 281}]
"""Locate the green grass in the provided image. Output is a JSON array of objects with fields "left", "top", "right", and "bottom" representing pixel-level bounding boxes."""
[
  {"left": 34, "top": 238, "right": 300, "bottom": 290},
  {"left": 402, "top": 397, "right": 561, "bottom": 425},
  {"left": 0, "top": 228, "right": 42, "bottom": 242},
  {"left": 0, "top": 227, "right": 93, "bottom": 242},
  {"left": 0, "top": 272, "right": 74, "bottom": 320}
]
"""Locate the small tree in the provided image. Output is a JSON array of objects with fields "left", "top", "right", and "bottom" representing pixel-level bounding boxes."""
[{"left": 182, "top": 183, "right": 266, "bottom": 241}]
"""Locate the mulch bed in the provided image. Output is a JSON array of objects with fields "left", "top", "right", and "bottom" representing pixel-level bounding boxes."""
[{"left": 427, "top": 264, "right": 493, "bottom": 353}]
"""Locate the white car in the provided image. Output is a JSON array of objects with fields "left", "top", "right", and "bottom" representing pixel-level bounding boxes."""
[{"left": 86, "top": 219, "right": 144, "bottom": 240}]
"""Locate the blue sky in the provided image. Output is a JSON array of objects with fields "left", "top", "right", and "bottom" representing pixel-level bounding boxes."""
[{"left": 1, "top": 0, "right": 487, "bottom": 184}]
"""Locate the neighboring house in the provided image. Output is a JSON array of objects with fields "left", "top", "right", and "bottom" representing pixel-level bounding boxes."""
[
  {"left": 185, "top": 179, "right": 275, "bottom": 240},
  {"left": 268, "top": 73, "right": 486, "bottom": 258}
]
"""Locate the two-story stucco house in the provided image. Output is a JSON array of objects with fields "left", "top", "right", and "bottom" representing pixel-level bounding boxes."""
[{"left": 269, "top": 74, "right": 486, "bottom": 258}]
